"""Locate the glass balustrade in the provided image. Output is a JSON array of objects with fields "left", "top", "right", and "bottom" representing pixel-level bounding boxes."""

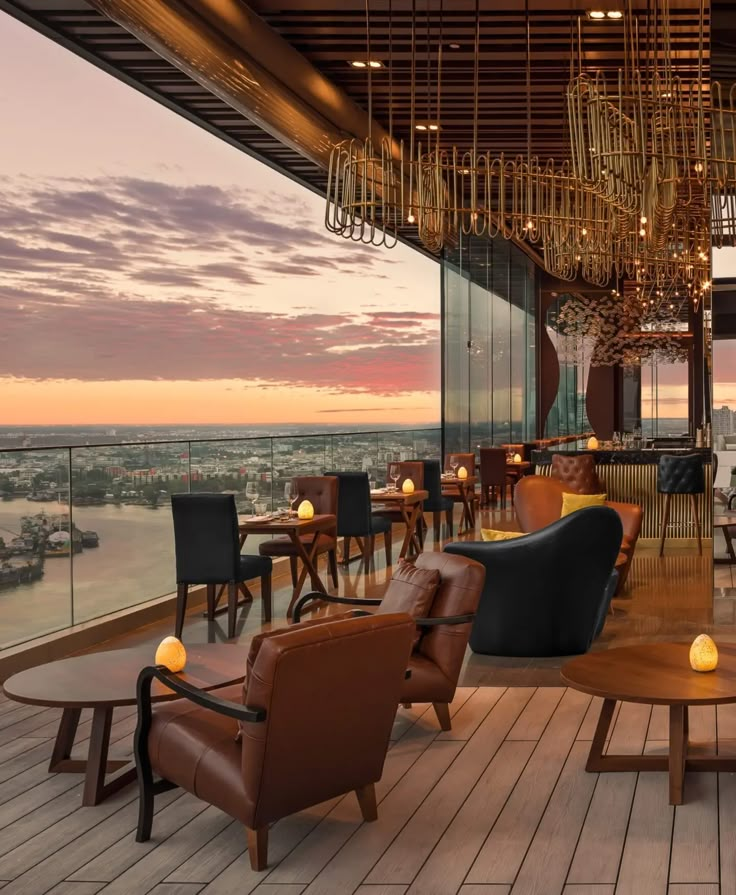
[{"left": 0, "top": 427, "right": 441, "bottom": 649}]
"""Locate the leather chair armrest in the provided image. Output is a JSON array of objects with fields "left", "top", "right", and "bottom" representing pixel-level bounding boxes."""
[
  {"left": 415, "top": 613, "right": 476, "bottom": 627},
  {"left": 292, "top": 592, "right": 381, "bottom": 623},
  {"left": 136, "top": 665, "right": 267, "bottom": 724}
]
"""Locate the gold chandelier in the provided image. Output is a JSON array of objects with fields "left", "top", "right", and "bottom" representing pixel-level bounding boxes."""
[{"left": 324, "top": 0, "right": 719, "bottom": 323}]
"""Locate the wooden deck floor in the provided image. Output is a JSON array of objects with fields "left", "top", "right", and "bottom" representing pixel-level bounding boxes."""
[{"left": 0, "top": 683, "right": 735, "bottom": 895}]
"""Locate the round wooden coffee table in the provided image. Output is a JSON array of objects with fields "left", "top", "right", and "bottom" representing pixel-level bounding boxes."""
[
  {"left": 562, "top": 642, "right": 736, "bottom": 805},
  {"left": 3, "top": 644, "right": 246, "bottom": 807}
]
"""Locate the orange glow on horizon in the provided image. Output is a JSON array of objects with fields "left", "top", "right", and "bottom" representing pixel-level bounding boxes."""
[{"left": 0, "top": 378, "right": 440, "bottom": 427}]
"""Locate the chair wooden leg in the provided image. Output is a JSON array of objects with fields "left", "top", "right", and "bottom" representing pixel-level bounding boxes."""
[
  {"left": 416, "top": 513, "right": 425, "bottom": 549},
  {"left": 261, "top": 573, "right": 272, "bottom": 623},
  {"left": 246, "top": 826, "right": 268, "bottom": 871},
  {"left": 689, "top": 493, "right": 702, "bottom": 555},
  {"left": 227, "top": 581, "right": 238, "bottom": 639},
  {"left": 446, "top": 509, "right": 454, "bottom": 537},
  {"left": 174, "top": 583, "right": 188, "bottom": 639},
  {"left": 355, "top": 783, "right": 378, "bottom": 822},
  {"left": 289, "top": 556, "right": 298, "bottom": 587},
  {"left": 433, "top": 702, "right": 452, "bottom": 731},
  {"left": 205, "top": 583, "right": 216, "bottom": 622},
  {"left": 342, "top": 536, "right": 352, "bottom": 565},
  {"left": 384, "top": 528, "right": 392, "bottom": 565},
  {"left": 501, "top": 484, "right": 507, "bottom": 509},
  {"left": 362, "top": 536, "right": 372, "bottom": 569},
  {"left": 432, "top": 511, "right": 441, "bottom": 542},
  {"left": 659, "top": 493, "right": 672, "bottom": 557},
  {"left": 328, "top": 549, "right": 339, "bottom": 587}
]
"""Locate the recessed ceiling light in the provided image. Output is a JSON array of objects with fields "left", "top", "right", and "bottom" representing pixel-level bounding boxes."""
[
  {"left": 368, "top": 60, "right": 384, "bottom": 68},
  {"left": 607, "top": 10, "right": 623, "bottom": 18},
  {"left": 428, "top": 124, "right": 439, "bottom": 131},
  {"left": 588, "top": 10, "right": 606, "bottom": 18},
  {"left": 449, "top": 42, "right": 461, "bottom": 49},
  {"left": 348, "top": 60, "right": 384, "bottom": 69},
  {"left": 415, "top": 124, "right": 427, "bottom": 131}
]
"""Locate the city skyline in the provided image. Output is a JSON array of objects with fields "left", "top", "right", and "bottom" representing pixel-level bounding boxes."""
[{"left": 0, "top": 13, "right": 440, "bottom": 427}]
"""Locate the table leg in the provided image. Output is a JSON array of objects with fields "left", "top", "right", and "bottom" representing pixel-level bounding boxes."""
[
  {"left": 458, "top": 484, "right": 475, "bottom": 533},
  {"left": 585, "top": 698, "right": 616, "bottom": 772},
  {"left": 669, "top": 704, "right": 688, "bottom": 806},
  {"left": 287, "top": 531, "right": 327, "bottom": 617},
  {"left": 82, "top": 707, "right": 137, "bottom": 807},
  {"left": 48, "top": 707, "right": 82, "bottom": 773},
  {"left": 724, "top": 526, "right": 736, "bottom": 563},
  {"left": 398, "top": 504, "right": 422, "bottom": 559}
]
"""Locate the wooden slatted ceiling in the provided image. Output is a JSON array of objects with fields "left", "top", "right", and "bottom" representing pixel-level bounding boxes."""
[{"left": 0, "top": 0, "right": 711, "bottom": 263}]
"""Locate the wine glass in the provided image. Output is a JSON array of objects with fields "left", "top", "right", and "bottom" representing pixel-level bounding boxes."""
[
  {"left": 389, "top": 463, "right": 400, "bottom": 491},
  {"left": 289, "top": 482, "right": 300, "bottom": 516},
  {"left": 284, "top": 482, "right": 294, "bottom": 516},
  {"left": 369, "top": 478, "right": 377, "bottom": 492},
  {"left": 612, "top": 431, "right": 621, "bottom": 450},
  {"left": 245, "top": 482, "right": 259, "bottom": 515},
  {"left": 450, "top": 455, "right": 459, "bottom": 477}
]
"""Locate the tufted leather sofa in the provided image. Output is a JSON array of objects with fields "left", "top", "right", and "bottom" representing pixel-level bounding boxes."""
[
  {"left": 259, "top": 475, "right": 338, "bottom": 588},
  {"left": 514, "top": 475, "right": 642, "bottom": 592},
  {"left": 550, "top": 453, "right": 604, "bottom": 494},
  {"left": 140, "top": 612, "right": 415, "bottom": 870}
]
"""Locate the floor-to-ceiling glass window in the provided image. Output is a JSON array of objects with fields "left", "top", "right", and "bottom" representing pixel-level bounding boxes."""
[{"left": 443, "top": 234, "right": 537, "bottom": 453}]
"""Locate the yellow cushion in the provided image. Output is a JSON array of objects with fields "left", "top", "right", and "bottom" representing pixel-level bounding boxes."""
[
  {"left": 480, "top": 529, "right": 526, "bottom": 541},
  {"left": 560, "top": 492, "right": 607, "bottom": 518}
]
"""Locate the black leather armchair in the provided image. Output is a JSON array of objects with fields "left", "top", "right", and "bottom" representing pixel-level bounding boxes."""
[{"left": 445, "top": 506, "right": 623, "bottom": 656}]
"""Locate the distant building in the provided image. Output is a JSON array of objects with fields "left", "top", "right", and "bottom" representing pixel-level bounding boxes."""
[{"left": 713, "top": 406, "right": 734, "bottom": 438}]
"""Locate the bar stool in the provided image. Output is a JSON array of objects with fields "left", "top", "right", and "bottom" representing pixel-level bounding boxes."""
[{"left": 657, "top": 453, "right": 704, "bottom": 556}]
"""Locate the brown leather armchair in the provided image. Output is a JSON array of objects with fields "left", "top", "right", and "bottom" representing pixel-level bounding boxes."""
[
  {"left": 514, "top": 475, "right": 642, "bottom": 592},
  {"left": 293, "top": 551, "right": 485, "bottom": 731},
  {"left": 134, "top": 612, "right": 415, "bottom": 871},
  {"left": 259, "top": 475, "right": 339, "bottom": 589}
]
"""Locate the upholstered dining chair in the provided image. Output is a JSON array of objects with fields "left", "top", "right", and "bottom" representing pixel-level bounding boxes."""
[
  {"left": 325, "top": 470, "right": 392, "bottom": 569},
  {"left": 171, "top": 493, "right": 272, "bottom": 639},
  {"left": 479, "top": 447, "right": 514, "bottom": 508},
  {"left": 441, "top": 452, "right": 477, "bottom": 523},
  {"left": 419, "top": 459, "right": 454, "bottom": 542},
  {"left": 446, "top": 506, "right": 622, "bottom": 656},
  {"left": 293, "top": 551, "right": 485, "bottom": 731},
  {"left": 550, "top": 453, "right": 603, "bottom": 494},
  {"left": 373, "top": 460, "right": 425, "bottom": 543},
  {"left": 259, "top": 475, "right": 339, "bottom": 588},
  {"left": 134, "top": 612, "right": 415, "bottom": 871}
]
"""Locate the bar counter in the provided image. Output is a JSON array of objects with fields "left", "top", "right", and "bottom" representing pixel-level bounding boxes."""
[{"left": 531, "top": 448, "right": 713, "bottom": 539}]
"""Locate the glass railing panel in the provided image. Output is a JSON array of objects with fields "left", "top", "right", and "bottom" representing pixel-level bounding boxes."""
[
  {"left": 0, "top": 449, "right": 71, "bottom": 648},
  {"left": 272, "top": 436, "right": 331, "bottom": 509},
  {"left": 188, "top": 437, "right": 272, "bottom": 514},
  {"left": 69, "top": 441, "right": 190, "bottom": 625},
  {"left": 330, "top": 431, "right": 383, "bottom": 486},
  {"left": 411, "top": 428, "right": 443, "bottom": 462}
]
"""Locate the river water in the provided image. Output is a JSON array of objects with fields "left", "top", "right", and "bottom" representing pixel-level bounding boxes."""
[{"left": 0, "top": 499, "right": 177, "bottom": 648}]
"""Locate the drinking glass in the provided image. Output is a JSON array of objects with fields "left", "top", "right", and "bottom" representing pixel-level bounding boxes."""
[
  {"left": 450, "top": 456, "right": 459, "bottom": 476},
  {"left": 288, "top": 482, "right": 300, "bottom": 516},
  {"left": 389, "top": 463, "right": 400, "bottom": 491},
  {"left": 245, "top": 482, "right": 259, "bottom": 515},
  {"left": 369, "top": 478, "right": 377, "bottom": 492},
  {"left": 612, "top": 432, "right": 621, "bottom": 449},
  {"left": 284, "top": 482, "right": 293, "bottom": 515}
]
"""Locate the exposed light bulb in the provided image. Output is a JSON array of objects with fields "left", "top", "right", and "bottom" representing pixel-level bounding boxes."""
[{"left": 407, "top": 212, "right": 416, "bottom": 224}]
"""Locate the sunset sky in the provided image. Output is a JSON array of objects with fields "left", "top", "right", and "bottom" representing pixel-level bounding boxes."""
[{"left": 0, "top": 12, "right": 440, "bottom": 427}]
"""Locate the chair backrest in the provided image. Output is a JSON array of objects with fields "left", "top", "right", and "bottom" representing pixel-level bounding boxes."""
[
  {"left": 479, "top": 448, "right": 507, "bottom": 487},
  {"left": 444, "top": 452, "right": 475, "bottom": 476},
  {"left": 240, "top": 613, "right": 415, "bottom": 829},
  {"left": 657, "top": 453, "right": 705, "bottom": 494},
  {"left": 550, "top": 453, "right": 602, "bottom": 494},
  {"left": 292, "top": 476, "right": 338, "bottom": 517},
  {"left": 515, "top": 474, "right": 641, "bottom": 545},
  {"left": 413, "top": 552, "right": 485, "bottom": 691},
  {"left": 171, "top": 493, "right": 240, "bottom": 584},
  {"left": 389, "top": 461, "right": 424, "bottom": 491},
  {"left": 420, "top": 459, "right": 443, "bottom": 503},
  {"left": 445, "top": 506, "right": 623, "bottom": 656},
  {"left": 323, "top": 471, "right": 371, "bottom": 536}
]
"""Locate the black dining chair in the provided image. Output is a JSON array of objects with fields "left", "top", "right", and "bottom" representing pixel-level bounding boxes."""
[
  {"left": 657, "top": 453, "right": 705, "bottom": 556},
  {"left": 420, "top": 459, "right": 454, "bottom": 542},
  {"left": 171, "top": 493, "right": 273, "bottom": 639},
  {"left": 324, "top": 471, "right": 392, "bottom": 569}
]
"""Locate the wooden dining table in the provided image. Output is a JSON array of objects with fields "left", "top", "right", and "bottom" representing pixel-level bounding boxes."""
[
  {"left": 238, "top": 513, "right": 336, "bottom": 616},
  {"left": 441, "top": 475, "right": 478, "bottom": 533},
  {"left": 369, "top": 488, "right": 428, "bottom": 559}
]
